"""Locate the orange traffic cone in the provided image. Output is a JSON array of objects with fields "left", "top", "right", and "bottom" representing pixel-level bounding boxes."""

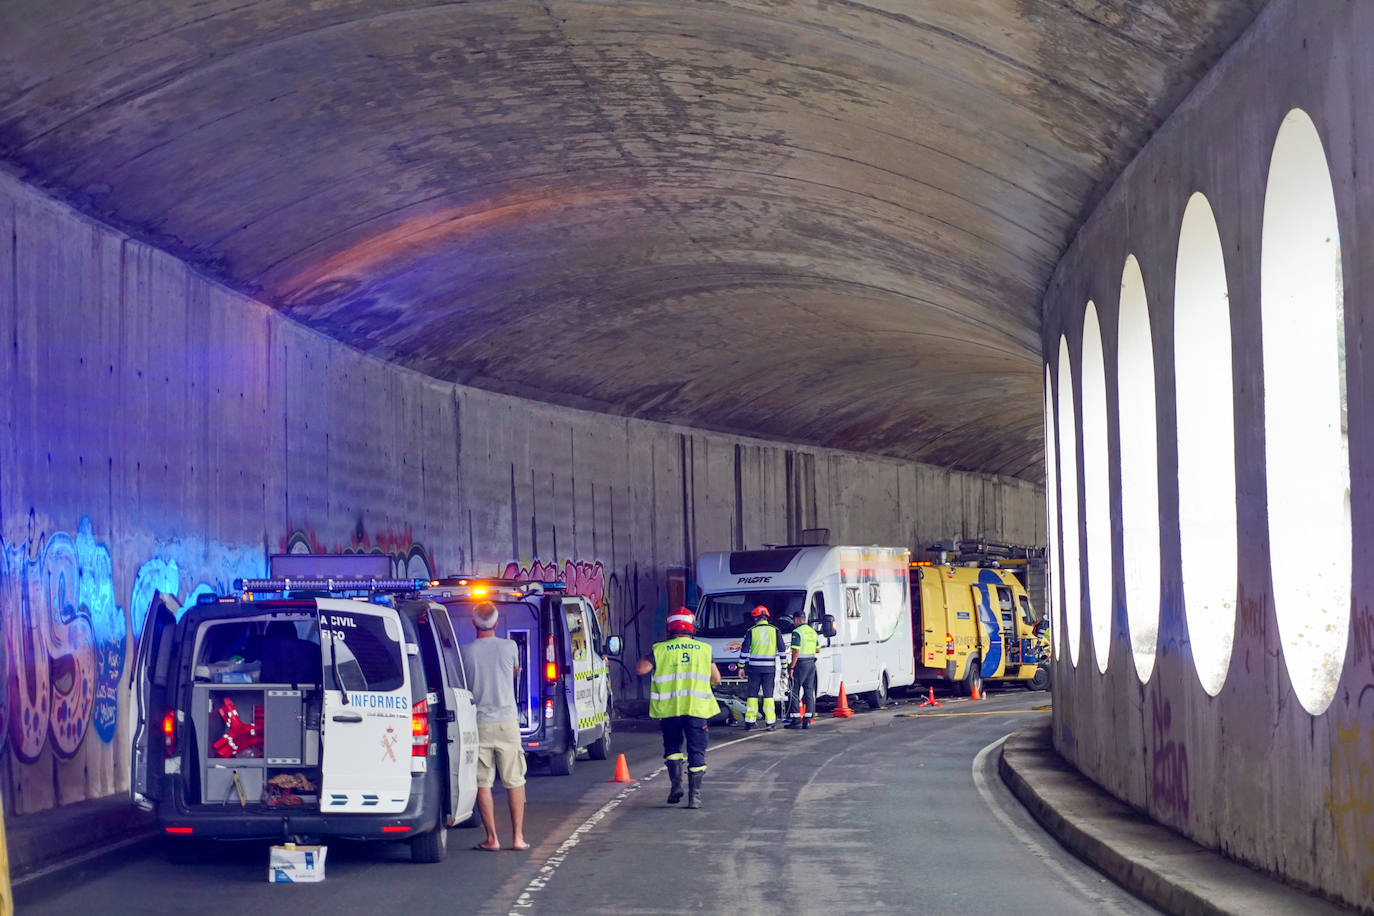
[
  {"left": 970, "top": 681, "right": 983, "bottom": 701},
  {"left": 610, "top": 753, "right": 634, "bottom": 783},
  {"left": 832, "top": 682, "right": 854, "bottom": 718},
  {"left": 919, "top": 686, "right": 942, "bottom": 708}
]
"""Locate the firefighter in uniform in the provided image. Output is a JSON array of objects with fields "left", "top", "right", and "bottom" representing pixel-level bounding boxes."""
[
  {"left": 739, "top": 605, "right": 782, "bottom": 731},
  {"left": 784, "top": 611, "right": 819, "bottom": 729},
  {"left": 635, "top": 608, "right": 721, "bottom": 809}
]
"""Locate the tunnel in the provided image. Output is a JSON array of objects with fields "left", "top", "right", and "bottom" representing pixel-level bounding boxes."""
[{"left": 0, "top": 0, "right": 1370, "bottom": 909}]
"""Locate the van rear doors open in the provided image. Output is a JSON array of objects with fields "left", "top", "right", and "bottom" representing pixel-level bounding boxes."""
[{"left": 318, "top": 599, "right": 412, "bottom": 813}]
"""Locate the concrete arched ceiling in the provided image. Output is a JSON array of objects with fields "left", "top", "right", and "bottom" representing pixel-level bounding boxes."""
[{"left": 0, "top": 1, "right": 1267, "bottom": 483}]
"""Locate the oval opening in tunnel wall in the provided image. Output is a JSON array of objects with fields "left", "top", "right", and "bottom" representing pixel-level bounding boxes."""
[
  {"left": 1044, "top": 365, "right": 1058, "bottom": 650},
  {"left": 1057, "top": 335, "right": 1082, "bottom": 666},
  {"left": 1174, "top": 192, "right": 1237, "bottom": 697},
  {"left": 1117, "top": 255, "right": 1160, "bottom": 683},
  {"left": 1261, "top": 108, "right": 1350, "bottom": 716},
  {"left": 1082, "top": 302, "right": 1112, "bottom": 674}
]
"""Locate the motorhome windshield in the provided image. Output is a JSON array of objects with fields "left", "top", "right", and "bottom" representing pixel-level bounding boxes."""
[{"left": 696, "top": 590, "right": 805, "bottom": 637}]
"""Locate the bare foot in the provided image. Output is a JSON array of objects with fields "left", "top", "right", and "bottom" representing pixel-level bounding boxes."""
[
  {"left": 472, "top": 841, "right": 501, "bottom": 851},
  {"left": 511, "top": 840, "right": 531, "bottom": 851}
]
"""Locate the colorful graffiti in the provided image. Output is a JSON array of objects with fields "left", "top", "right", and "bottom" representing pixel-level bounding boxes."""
[
  {"left": 0, "top": 513, "right": 262, "bottom": 785},
  {"left": 501, "top": 559, "right": 608, "bottom": 630},
  {"left": 1327, "top": 718, "right": 1374, "bottom": 892},
  {"left": 280, "top": 524, "right": 434, "bottom": 580},
  {"left": 0, "top": 516, "right": 110, "bottom": 761},
  {"left": 1150, "top": 692, "right": 1190, "bottom": 823}
]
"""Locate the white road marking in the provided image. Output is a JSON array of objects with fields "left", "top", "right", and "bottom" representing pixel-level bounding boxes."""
[
  {"left": 506, "top": 730, "right": 769, "bottom": 914},
  {"left": 971, "top": 735, "right": 1139, "bottom": 916}
]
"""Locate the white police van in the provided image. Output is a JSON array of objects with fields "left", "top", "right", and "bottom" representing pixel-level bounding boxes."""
[
  {"left": 421, "top": 577, "right": 621, "bottom": 776},
  {"left": 131, "top": 555, "right": 480, "bottom": 863}
]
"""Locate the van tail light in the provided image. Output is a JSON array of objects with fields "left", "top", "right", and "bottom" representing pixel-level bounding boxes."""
[
  {"left": 544, "top": 698, "right": 554, "bottom": 721},
  {"left": 411, "top": 699, "right": 430, "bottom": 757},
  {"left": 165, "top": 826, "right": 194, "bottom": 835},
  {"left": 162, "top": 710, "right": 176, "bottom": 753},
  {"left": 945, "top": 634, "right": 955, "bottom": 656},
  {"left": 545, "top": 635, "right": 558, "bottom": 681}
]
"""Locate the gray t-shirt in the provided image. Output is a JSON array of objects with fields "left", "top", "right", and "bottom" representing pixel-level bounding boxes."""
[{"left": 460, "top": 636, "right": 520, "bottom": 724}]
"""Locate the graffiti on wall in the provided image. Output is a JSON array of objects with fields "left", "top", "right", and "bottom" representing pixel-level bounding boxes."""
[
  {"left": 0, "top": 511, "right": 262, "bottom": 816},
  {"left": 1150, "top": 692, "right": 1190, "bottom": 823},
  {"left": 1327, "top": 717, "right": 1374, "bottom": 893},
  {"left": 501, "top": 559, "right": 608, "bottom": 631},
  {"left": 280, "top": 523, "right": 434, "bottom": 580},
  {"left": 0, "top": 515, "right": 115, "bottom": 761}
]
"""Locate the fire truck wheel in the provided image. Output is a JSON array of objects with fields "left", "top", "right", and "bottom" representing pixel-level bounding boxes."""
[{"left": 962, "top": 658, "right": 983, "bottom": 697}]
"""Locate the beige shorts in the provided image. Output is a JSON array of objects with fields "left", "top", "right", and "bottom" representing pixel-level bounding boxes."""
[{"left": 476, "top": 720, "right": 527, "bottom": 789}]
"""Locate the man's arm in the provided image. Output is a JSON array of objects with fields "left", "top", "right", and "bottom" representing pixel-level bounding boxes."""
[
  {"left": 635, "top": 657, "right": 654, "bottom": 676},
  {"left": 709, "top": 662, "right": 722, "bottom": 686},
  {"left": 790, "top": 631, "right": 800, "bottom": 667}
]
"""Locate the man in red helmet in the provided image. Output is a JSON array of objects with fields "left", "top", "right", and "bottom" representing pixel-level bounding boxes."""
[
  {"left": 636, "top": 608, "right": 721, "bottom": 808},
  {"left": 739, "top": 605, "right": 782, "bottom": 730}
]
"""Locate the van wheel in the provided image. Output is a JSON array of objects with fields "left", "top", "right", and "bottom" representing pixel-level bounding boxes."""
[
  {"left": 962, "top": 658, "right": 982, "bottom": 697},
  {"left": 549, "top": 746, "right": 576, "bottom": 777},
  {"left": 864, "top": 673, "right": 889, "bottom": 709},
  {"left": 410, "top": 822, "right": 449, "bottom": 863},
  {"left": 587, "top": 712, "right": 612, "bottom": 761}
]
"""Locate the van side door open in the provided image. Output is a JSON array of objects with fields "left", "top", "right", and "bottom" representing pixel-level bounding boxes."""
[
  {"left": 318, "top": 600, "right": 413, "bottom": 813},
  {"left": 132, "top": 592, "right": 180, "bottom": 811},
  {"left": 561, "top": 597, "right": 607, "bottom": 743},
  {"left": 427, "top": 604, "right": 479, "bottom": 825}
]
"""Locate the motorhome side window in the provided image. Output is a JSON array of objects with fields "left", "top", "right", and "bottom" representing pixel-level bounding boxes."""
[
  {"left": 322, "top": 613, "right": 404, "bottom": 692},
  {"left": 807, "top": 592, "right": 825, "bottom": 622},
  {"left": 845, "top": 587, "right": 861, "bottom": 618}
]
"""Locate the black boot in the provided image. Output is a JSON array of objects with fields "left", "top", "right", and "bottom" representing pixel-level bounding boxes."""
[
  {"left": 665, "top": 759, "right": 684, "bottom": 805},
  {"left": 686, "top": 769, "right": 704, "bottom": 809}
]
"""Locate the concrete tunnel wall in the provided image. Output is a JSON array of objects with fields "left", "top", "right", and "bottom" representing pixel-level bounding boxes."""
[
  {"left": 1043, "top": 0, "right": 1373, "bottom": 908},
  {"left": 0, "top": 169, "right": 1043, "bottom": 817}
]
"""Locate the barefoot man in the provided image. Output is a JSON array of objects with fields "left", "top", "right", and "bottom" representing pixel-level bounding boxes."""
[{"left": 460, "top": 600, "right": 530, "bottom": 851}]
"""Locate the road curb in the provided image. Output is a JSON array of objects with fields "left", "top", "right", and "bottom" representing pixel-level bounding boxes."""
[
  {"left": 998, "top": 723, "right": 1347, "bottom": 915},
  {"left": 6, "top": 796, "right": 157, "bottom": 886}
]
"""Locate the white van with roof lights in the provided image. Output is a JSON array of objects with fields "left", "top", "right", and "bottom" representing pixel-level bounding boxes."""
[{"left": 131, "top": 554, "right": 479, "bottom": 863}]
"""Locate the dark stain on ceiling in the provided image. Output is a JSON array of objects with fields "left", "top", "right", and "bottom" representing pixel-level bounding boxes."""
[{"left": 0, "top": 0, "right": 1270, "bottom": 483}]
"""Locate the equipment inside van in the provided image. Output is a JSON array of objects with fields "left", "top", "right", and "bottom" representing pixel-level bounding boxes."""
[
  {"left": 421, "top": 577, "right": 622, "bottom": 776},
  {"left": 131, "top": 555, "right": 479, "bottom": 864}
]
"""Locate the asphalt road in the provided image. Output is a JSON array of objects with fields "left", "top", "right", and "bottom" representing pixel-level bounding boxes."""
[{"left": 17, "top": 689, "right": 1159, "bottom": 916}]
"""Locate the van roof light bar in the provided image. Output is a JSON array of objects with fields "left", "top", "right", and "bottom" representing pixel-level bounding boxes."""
[{"left": 234, "top": 576, "right": 429, "bottom": 595}]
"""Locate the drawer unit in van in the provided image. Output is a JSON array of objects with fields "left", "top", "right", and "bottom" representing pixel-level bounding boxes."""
[
  {"left": 192, "top": 684, "right": 317, "bottom": 803},
  {"left": 205, "top": 765, "right": 265, "bottom": 806}
]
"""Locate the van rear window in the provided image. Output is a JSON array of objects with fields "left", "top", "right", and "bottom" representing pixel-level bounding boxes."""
[{"left": 322, "top": 611, "right": 404, "bottom": 693}]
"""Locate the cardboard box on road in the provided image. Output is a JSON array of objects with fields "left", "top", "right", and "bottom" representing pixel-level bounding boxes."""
[{"left": 268, "top": 844, "right": 326, "bottom": 883}]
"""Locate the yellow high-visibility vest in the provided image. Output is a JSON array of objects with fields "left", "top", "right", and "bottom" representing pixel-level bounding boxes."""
[{"left": 649, "top": 638, "right": 720, "bottom": 719}]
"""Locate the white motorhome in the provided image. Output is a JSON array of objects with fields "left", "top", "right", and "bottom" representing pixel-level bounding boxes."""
[{"left": 694, "top": 545, "right": 916, "bottom": 710}]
